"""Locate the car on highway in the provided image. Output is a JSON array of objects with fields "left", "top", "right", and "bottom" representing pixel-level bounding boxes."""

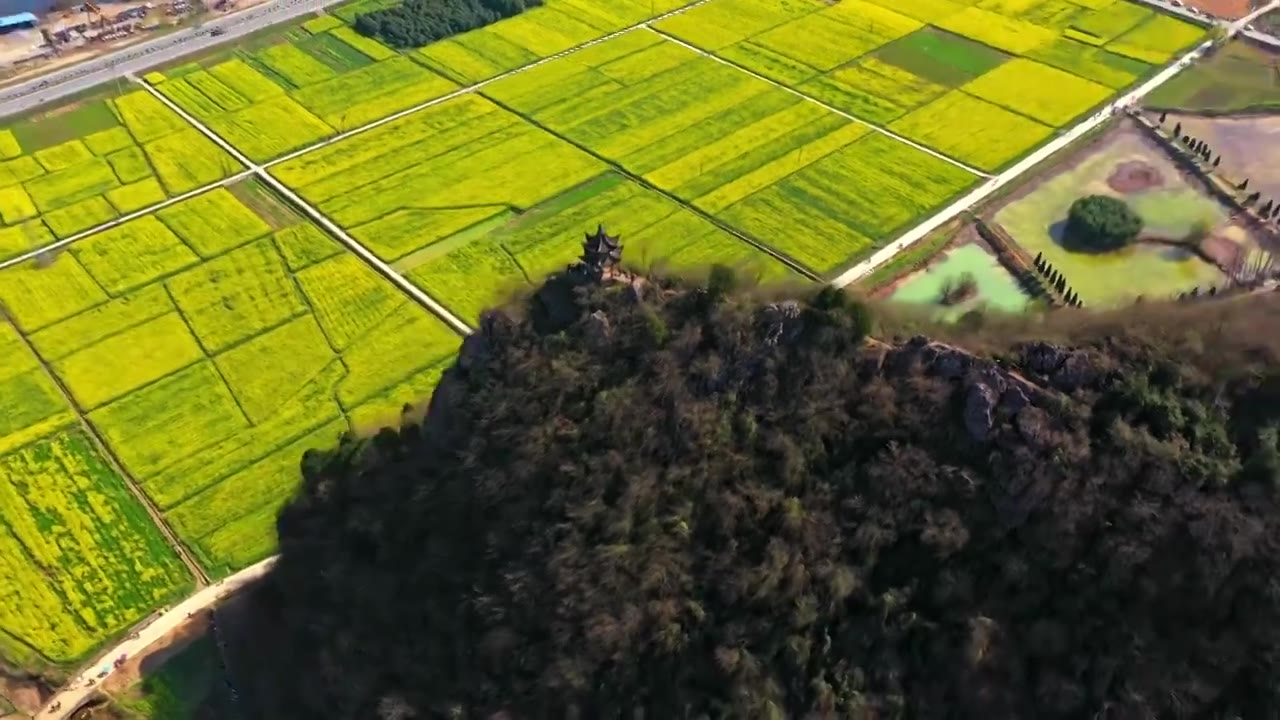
[{"left": 210, "top": 26, "right": 225, "bottom": 36}]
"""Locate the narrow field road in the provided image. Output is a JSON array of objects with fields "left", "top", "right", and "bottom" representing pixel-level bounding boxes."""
[
  {"left": 0, "top": 0, "right": 720, "bottom": 276},
  {"left": 830, "top": 0, "right": 1280, "bottom": 289},
  {"left": 34, "top": 558, "right": 274, "bottom": 720}
]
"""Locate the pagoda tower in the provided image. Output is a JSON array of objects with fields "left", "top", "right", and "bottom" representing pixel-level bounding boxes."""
[{"left": 576, "top": 224, "right": 623, "bottom": 280}]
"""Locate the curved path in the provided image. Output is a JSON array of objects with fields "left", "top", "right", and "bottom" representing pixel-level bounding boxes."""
[
  {"left": 0, "top": 0, "right": 344, "bottom": 118},
  {"left": 26, "top": 3, "right": 1279, "bottom": 717}
]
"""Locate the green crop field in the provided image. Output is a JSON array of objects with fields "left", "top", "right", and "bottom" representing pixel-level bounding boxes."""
[
  {"left": 0, "top": 184, "right": 462, "bottom": 581},
  {"left": 1146, "top": 40, "right": 1280, "bottom": 113}
]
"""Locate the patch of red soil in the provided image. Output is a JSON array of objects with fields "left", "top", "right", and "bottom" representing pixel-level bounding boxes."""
[
  {"left": 1107, "top": 160, "right": 1166, "bottom": 194},
  {"left": 1182, "top": 0, "right": 1251, "bottom": 19},
  {"left": 1201, "top": 234, "right": 1245, "bottom": 270}
]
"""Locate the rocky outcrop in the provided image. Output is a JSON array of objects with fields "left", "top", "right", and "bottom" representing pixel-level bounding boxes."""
[
  {"left": 874, "top": 336, "right": 1089, "bottom": 444},
  {"left": 759, "top": 301, "right": 803, "bottom": 347},
  {"left": 1020, "top": 341, "right": 1102, "bottom": 392}
]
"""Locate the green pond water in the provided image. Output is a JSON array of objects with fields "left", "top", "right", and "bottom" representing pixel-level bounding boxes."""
[{"left": 891, "top": 244, "right": 1030, "bottom": 319}]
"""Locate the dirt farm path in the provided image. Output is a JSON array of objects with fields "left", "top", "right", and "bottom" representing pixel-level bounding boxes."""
[{"left": 33, "top": 558, "right": 274, "bottom": 720}]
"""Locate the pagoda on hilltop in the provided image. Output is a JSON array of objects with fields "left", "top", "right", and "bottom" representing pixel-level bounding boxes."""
[{"left": 574, "top": 224, "right": 623, "bottom": 281}]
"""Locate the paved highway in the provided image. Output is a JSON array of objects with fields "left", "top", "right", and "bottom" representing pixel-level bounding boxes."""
[{"left": 0, "top": 0, "right": 343, "bottom": 119}]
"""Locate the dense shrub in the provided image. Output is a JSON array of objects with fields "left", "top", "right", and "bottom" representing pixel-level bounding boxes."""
[
  {"left": 1064, "top": 194, "right": 1143, "bottom": 251},
  {"left": 355, "top": 0, "right": 543, "bottom": 49}
]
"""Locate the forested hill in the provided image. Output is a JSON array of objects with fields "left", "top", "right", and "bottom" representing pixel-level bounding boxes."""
[{"left": 247, "top": 267, "right": 1280, "bottom": 719}]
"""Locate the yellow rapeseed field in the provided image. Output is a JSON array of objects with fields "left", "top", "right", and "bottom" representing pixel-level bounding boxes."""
[
  {"left": 0, "top": 432, "right": 190, "bottom": 663},
  {"left": 54, "top": 312, "right": 204, "bottom": 410},
  {"left": 0, "top": 184, "right": 37, "bottom": 223},
  {"left": 70, "top": 215, "right": 198, "bottom": 295},
  {"left": 165, "top": 239, "right": 308, "bottom": 354},
  {"left": 30, "top": 284, "right": 173, "bottom": 361},
  {"left": 104, "top": 177, "right": 166, "bottom": 214},
  {"left": 963, "top": 59, "right": 1113, "bottom": 126},
  {"left": 935, "top": 7, "right": 1057, "bottom": 54},
  {"left": 43, "top": 196, "right": 118, "bottom": 239},
  {"left": 33, "top": 140, "right": 93, "bottom": 172},
  {"left": 214, "top": 314, "right": 335, "bottom": 423},
  {"left": 889, "top": 90, "right": 1056, "bottom": 173},
  {"left": 0, "top": 254, "right": 106, "bottom": 331},
  {"left": 113, "top": 91, "right": 188, "bottom": 143}
]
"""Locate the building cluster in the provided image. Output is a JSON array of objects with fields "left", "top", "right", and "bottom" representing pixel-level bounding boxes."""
[{"left": 0, "top": 0, "right": 199, "bottom": 69}]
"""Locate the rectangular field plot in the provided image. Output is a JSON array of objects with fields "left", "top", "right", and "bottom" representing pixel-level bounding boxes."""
[
  {"left": 652, "top": 0, "right": 822, "bottom": 52},
  {"left": 961, "top": 58, "right": 1112, "bottom": 126},
  {"left": 0, "top": 321, "right": 74, "bottom": 456},
  {"left": 0, "top": 185, "right": 464, "bottom": 578},
  {"left": 0, "top": 431, "right": 190, "bottom": 664},
  {"left": 1105, "top": 14, "right": 1206, "bottom": 65},
  {"left": 153, "top": 32, "right": 461, "bottom": 160},
  {"left": 276, "top": 95, "right": 606, "bottom": 259},
  {"left": 415, "top": 0, "right": 691, "bottom": 83},
  {"left": 726, "top": 1, "right": 921, "bottom": 76},
  {"left": 717, "top": 133, "right": 978, "bottom": 273},
  {"left": 0, "top": 88, "right": 242, "bottom": 254},
  {"left": 403, "top": 172, "right": 799, "bottom": 323},
  {"left": 889, "top": 90, "right": 1056, "bottom": 173}
]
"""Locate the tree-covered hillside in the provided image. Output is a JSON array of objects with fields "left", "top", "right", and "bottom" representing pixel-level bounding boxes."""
[{"left": 243, "top": 261, "right": 1280, "bottom": 719}]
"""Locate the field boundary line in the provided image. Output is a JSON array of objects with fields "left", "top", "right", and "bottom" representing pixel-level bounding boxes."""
[
  {"left": 828, "top": 1, "right": 1279, "bottom": 289},
  {"left": 642, "top": 27, "right": 993, "bottom": 180},
  {"left": 6, "top": 320, "right": 211, "bottom": 590},
  {"left": 2, "top": 0, "right": 721, "bottom": 304},
  {"left": 0, "top": 168, "right": 254, "bottom": 273},
  {"left": 264, "top": 0, "right": 718, "bottom": 169},
  {"left": 488, "top": 98, "right": 822, "bottom": 282},
  {"left": 134, "top": 77, "right": 476, "bottom": 336}
]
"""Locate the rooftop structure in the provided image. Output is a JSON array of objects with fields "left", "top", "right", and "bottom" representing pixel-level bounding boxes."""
[{"left": 576, "top": 224, "right": 623, "bottom": 280}]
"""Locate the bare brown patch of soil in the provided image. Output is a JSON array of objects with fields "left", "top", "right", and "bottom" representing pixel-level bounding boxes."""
[
  {"left": 1201, "top": 233, "right": 1247, "bottom": 270},
  {"left": 0, "top": 675, "right": 48, "bottom": 714},
  {"left": 1108, "top": 160, "right": 1166, "bottom": 193}
]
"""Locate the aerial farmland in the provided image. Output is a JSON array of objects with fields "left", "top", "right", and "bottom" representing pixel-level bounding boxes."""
[{"left": 0, "top": 0, "right": 1235, "bottom": 709}]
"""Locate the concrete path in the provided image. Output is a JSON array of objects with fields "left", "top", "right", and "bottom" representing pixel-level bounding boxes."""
[
  {"left": 830, "top": 0, "right": 1279, "bottom": 289},
  {"left": 33, "top": 558, "right": 275, "bottom": 720},
  {"left": 0, "top": 0, "right": 720, "bottom": 278}
]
